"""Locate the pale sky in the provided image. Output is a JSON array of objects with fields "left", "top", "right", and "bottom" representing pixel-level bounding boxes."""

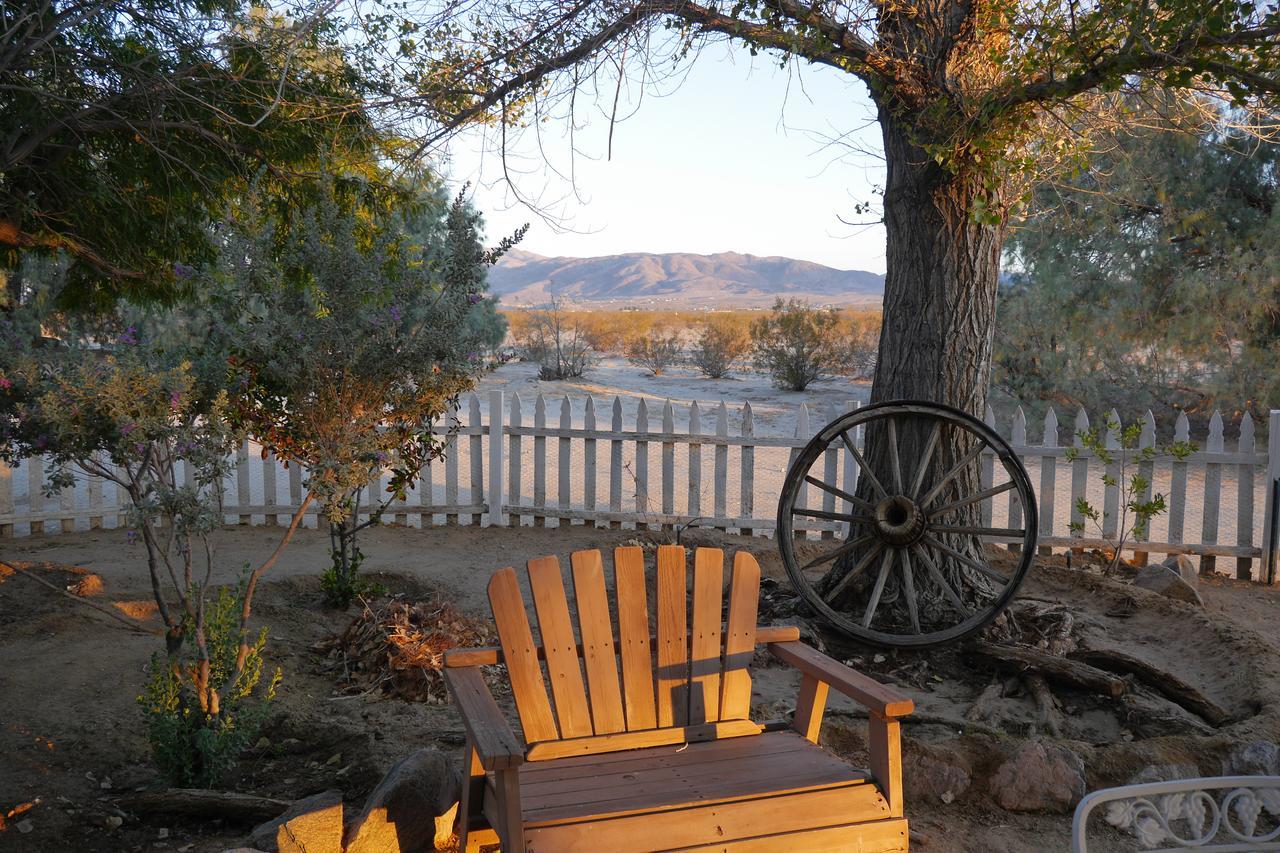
[{"left": 441, "top": 43, "right": 889, "bottom": 274}]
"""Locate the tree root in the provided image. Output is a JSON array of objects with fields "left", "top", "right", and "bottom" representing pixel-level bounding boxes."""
[
  {"left": 1025, "top": 673, "right": 1064, "bottom": 737},
  {"left": 1, "top": 559, "right": 159, "bottom": 636},
  {"left": 115, "top": 789, "right": 291, "bottom": 823},
  {"left": 968, "top": 640, "right": 1127, "bottom": 699},
  {"left": 1070, "top": 647, "right": 1230, "bottom": 726}
]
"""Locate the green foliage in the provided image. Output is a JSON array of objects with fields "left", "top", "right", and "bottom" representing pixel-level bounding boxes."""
[
  {"left": 460, "top": 295, "right": 510, "bottom": 355},
  {"left": 690, "top": 320, "right": 750, "bottom": 379},
  {"left": 750, "top": 299, "right": 846, "bottom": 392},
  {"left": 0, "top": 277, "right": 237, "bottom": 522},
  {"left": 1, "top": 0, "right": 377, "bottom": 306},
  {"left": 996, "top": 96, "right": 1280, "bottom": 426},
  {"left": 1065, "top": 414, "right": 1196, "bottom": 572},
  {"left": 210, "top": 175, "right": 516, "bottom": 599},
  {"left": 140, "top": 582, "right": 281, "bottom": 787}
]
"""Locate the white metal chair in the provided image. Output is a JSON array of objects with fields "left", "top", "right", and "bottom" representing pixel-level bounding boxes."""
[{"left": 1071, "top": 776, "right": 1280, "bottom": 852}]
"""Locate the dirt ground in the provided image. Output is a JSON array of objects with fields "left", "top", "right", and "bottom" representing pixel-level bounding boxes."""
[{"left": 3, "top": 523, "right": 1280, "bottom": 852}]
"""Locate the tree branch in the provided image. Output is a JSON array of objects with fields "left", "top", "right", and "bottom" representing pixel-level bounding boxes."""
[
  {"left": 419, "top": 0, "right": 893, "bottom": 148},
  {"left": 1, "top": 559, "right": 161, "bottom": 636},
  {"left": 990, "top": 22, "right": 1280, "bottom": 113}
]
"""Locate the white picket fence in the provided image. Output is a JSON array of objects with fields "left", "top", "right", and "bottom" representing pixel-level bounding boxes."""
[{"left": 3, "top": 391, "right": 1279, "bottom": 581}]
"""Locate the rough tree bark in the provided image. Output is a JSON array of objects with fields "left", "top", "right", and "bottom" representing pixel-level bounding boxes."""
[
  {"left": 871, "top": 112, "right": 1004, "bottom": 417},
  {"left": 819, "top": 109, "right": 1007, "bottom": 621}
]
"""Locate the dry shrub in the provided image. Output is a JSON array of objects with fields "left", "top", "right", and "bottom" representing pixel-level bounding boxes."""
[
  {"left": 625, "top": 327, "right": 684, "bottom": 375},
  {"left": 690, "top": 319, "right": 750, "bottom": 378},
  {"left": 322, "top": 597, "right": 498, "bottom": 703}
]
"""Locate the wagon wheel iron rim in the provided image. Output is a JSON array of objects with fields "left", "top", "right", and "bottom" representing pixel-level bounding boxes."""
[{"left": 776, "top": 400, "right": 1038, "bottom": 648}]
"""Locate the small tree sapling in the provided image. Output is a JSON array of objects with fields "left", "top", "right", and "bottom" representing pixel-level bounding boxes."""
[{"left": 213, "top": 178, "right": 518, "bottom": 606}]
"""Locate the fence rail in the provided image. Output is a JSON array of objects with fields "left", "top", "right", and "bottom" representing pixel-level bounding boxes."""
[{"left": 3, "top": 392, "right": 1279, "bottom": 582}]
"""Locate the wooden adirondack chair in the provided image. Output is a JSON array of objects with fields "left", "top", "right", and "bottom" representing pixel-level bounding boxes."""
[{"left": 442, "top": 545, "right": 915, "bottom": 852}]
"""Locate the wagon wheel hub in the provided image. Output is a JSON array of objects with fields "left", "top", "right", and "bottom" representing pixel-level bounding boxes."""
[{"left": 873, "top": 495, "right": 925, "bottom": 547}]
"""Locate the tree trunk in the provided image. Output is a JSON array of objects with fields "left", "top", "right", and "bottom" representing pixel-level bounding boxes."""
[
  {"left": 871, "top": 110, "right": 1004, "bottom": 416},
  {"left": 818, "top": 110, "right": 1008, "bottom": 626}
]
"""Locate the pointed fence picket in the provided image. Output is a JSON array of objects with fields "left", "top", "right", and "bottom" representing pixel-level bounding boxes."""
[
  {"left": 1, "top": 460, "right": 14, "bottom": 538},
  {"left": 661, "top": 400, "right": 675, "bottom": 532},
  {"left": 1200, "top": 411, "right": 1225, "bottom": 575},
  {"left": 1238, "top": 415, "right": 1256, "bottom": 579},
  {"left": 740, "top": 402, "right": 755, "bottom": 537},
  {"left": 1101, "top": 411, "right": 1122, "bottom": 542},
  {"left": 1132, "top": 412, "right": 1157, "bottom": 567},
  {"left": 714, "top": 402, "right": 729, "bottom": 529},
  {"left": 1009, "top": 407, "right": 1027, "bottom": 552},
  {"left": 609, "top": 397, "right": 624, "bottom": 529},
  {"left": 981, "top": 406, "right": 996, "bottom": 528},
  {"left": 821, "top": 402, "right": 840, "bottom": 541},
  {"left": 558, "top": 396, "right": 572, "bottom": 526},
  {"left": 688, "top": 401, "right": 702, "bottom": 521},
  {"left": 1069, "top": 408, "right": 1090, "bottom": 540},
  {"left": 532, "top": 395, "right": 545, "bottom": 528},
  {"left": 635, "top": 399, "right": 650, "bottom": 530},
  {"left": 2, "top": 394, "right": 1277, "bottom": 582},
  {"left": 1039, "top": 408, "right": 1058, "bottom": 556}
]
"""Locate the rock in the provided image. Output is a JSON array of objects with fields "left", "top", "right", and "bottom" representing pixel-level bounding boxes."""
[
  {"left": 345, "top": 749, "right": 461, "bottom": 853},
  {"left": 1127, "top": 763, "right": 1200, "bottom": 785},
  {"left": 1224, "top": 740, "right": 1280, "bottom": 776},
  {"left": 1133, "top": 564, "right": 1204, "bottom": 606},
  {"left": 16, "top": 819, "right": 33, "bottom": 833},
  {"left": 989, "top": 742, "right": 1086, "bottom": 813},
  {"left": 1161, "top": 554, "right": 1199, "bottom": 584},
  {"left": 904, "top": 749, "right": 971, "bottom": 804},
  {"left": 249, "top": 790, "right": 343, "bottom": 853}
]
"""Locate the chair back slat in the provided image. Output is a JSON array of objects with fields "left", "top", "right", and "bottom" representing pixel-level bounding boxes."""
[
  {"left": 655, "top": 544, "right": 690, "bottom": 727},
  {"left": 570, "top": 550, "right": 626, "bottom": 735},
  {"left": 527, "top": 555, "right": 594, "bottom": 739},
  {"left": 488, "top": 546, "right": 763, "bottom": 750},
  {"left": 488, "top": 568, "right": 559, "bottom": 743},
  {"left": 613, "top": 546, "right": 658, "bottom": 731},
  {"left": 689, "top": 548, "right": 725, "bottom": 724},
  {"left": 720, "top": 552, "right": 761, "bottom": 720}
]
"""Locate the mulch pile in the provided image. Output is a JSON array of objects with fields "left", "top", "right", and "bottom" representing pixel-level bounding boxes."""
[{"left": 320, "top": 597, "right": 498, "bottom": 703}]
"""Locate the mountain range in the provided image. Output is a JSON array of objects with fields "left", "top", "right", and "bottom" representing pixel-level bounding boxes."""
[{"left": 487, "top": 248, "right": 884, "bottom": 309}]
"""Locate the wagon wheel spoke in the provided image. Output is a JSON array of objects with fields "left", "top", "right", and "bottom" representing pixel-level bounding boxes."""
[
  {"left": 839, "top": 430, "right": 889, "bottom": 500},
  {"left": 792, "top": 507, "right": 875, "bottom": 524},
  {"left": 921, "top": 533, "right": 1009, "bottom": 587},
  {"left": 911, "top": 543, "right": 971, "bottom": 617},
  {"left": 802, "top": 534, "right": 876, "bottom": 573},
  {"left": 823, "top": 542, "right": 884, "bottom": 603},
  {"left": 862, "top": 548, "right": 897, "bottom": 628},
  {"left": 803, "top": 474, "right": 876, "bottom": 514},
  {"left": 899, "top": 547, "right": 921, "bottom": 633},
  {"left": 909, "top": 421, "right": 942, "bottom": 499},
  {"left": 928, "top": 480, "right": 1015, "bottom": 518},
  {"left": 929, "top": 524, "right": 1024, "bottom": 540},
  {"left": 918, "top": 442, "right": 987, "bottom": 509},
  {"left": 886, "top": 416, "right": 903, "bottom": 494}
]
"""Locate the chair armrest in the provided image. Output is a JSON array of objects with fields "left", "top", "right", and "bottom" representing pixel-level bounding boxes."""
[
  {"left": 443, "top": 666, "right": 525, "bottom": 770},
  {"left": 768, "top": 641, "right": 914, "bottom": 718}
]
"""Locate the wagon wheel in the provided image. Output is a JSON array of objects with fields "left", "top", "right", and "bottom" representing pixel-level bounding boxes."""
[{"left": 777, "top": 400, "right": 1037, "bottom": 648}]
